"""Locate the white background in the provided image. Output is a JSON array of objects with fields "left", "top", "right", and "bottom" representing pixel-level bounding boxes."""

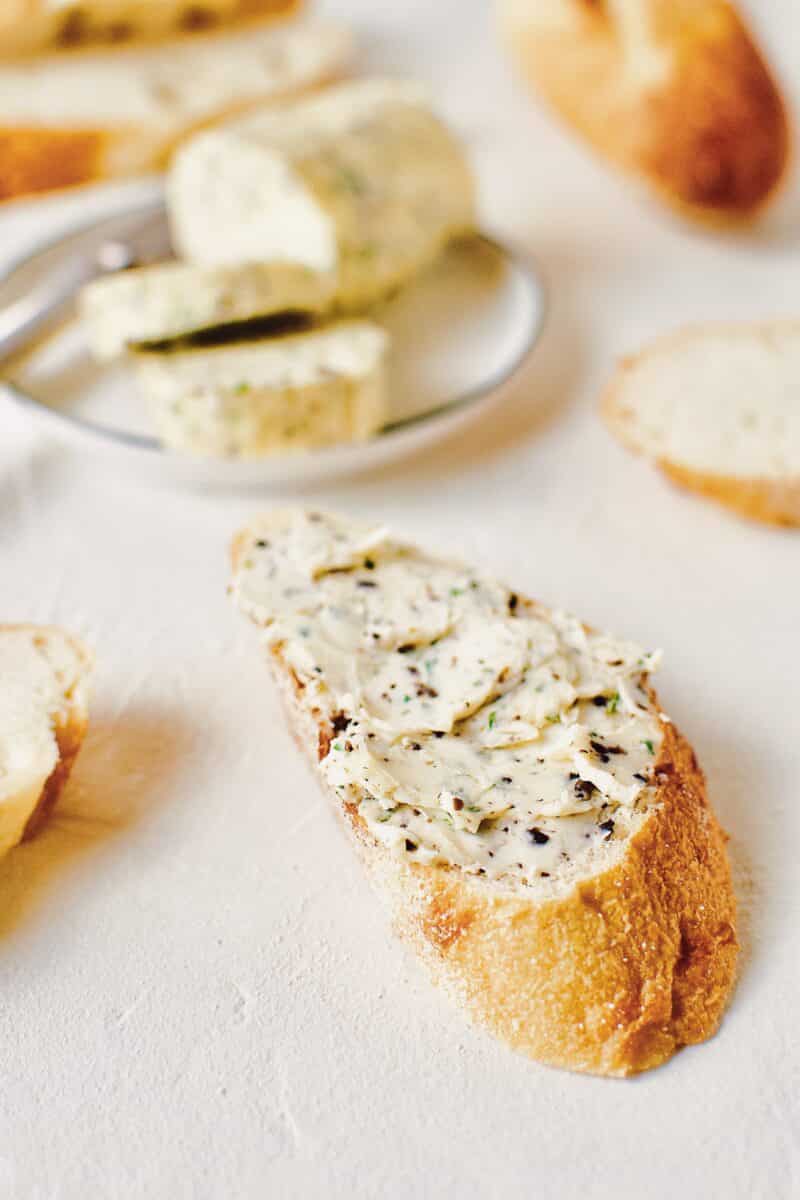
[{"left": 1, "top": 2, "right": 799, "bottom": 1196}]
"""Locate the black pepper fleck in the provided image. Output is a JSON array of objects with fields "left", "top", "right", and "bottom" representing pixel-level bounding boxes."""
[{"left": 527, "top": 827, "right": 550, "bottom": 845}]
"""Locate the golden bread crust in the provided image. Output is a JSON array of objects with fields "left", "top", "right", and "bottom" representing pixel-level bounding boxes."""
[
  {"left": 22, "top": 708, "right": 89, "bottom": 841},
  {"left": 0, "top": 127, "right": 114, "bottom": 201},
  {"left": 499, "top": 0, "right": 788, "bottom": 221},
  {"left": 396, "top": 719, "right": 737, "bottom": 1076}
]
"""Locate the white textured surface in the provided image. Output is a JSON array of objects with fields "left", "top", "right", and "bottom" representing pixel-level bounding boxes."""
[{"left": 1, "top": 2, "right": 800, "bottom": 1196}]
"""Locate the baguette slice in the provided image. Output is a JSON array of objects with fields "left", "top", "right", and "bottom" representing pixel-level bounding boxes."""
[
  {"left": 0, "top": 20, "right": 352, "bottom": 203},
  {"left": 0, "top": 1, "right": 299, "bottom": 59},
  {"left": 80, "top": 260, "right": 336, "bottom": 361},
  {"left": 0, "top": 625, "right": 93, "bottom": 857},
  {"left": 168, "top": 78, "right": 475, "bottom": 309},
  {"left": 603, "top": 322, "right": 800, "bottom": 527},
  {"left": 133, "top": 320, "right": 388, "bottom": 458},
  {"left": 230, "top": 510, "right": 737, "bottom": 1077},
  {"left": 498, "top": 0, "right": 788, "bottom": 222}
]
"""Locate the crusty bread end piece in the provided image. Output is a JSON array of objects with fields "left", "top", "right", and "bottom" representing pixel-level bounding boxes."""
[
  {"left": 498, "top": 0, "right": 789, "bottom": 222},
  {"left": 603, "top": 321, "right": 800, "bottom": 527},
  {"left": 0, "top": 625, "right": 93, "bottom": 856},
  {"left": 231, "top": 512, "right": 737, "bottom": 1076}
]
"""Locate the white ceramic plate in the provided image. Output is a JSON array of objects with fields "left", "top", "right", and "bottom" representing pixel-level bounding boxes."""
[{"left": 0, "top": 199, "right": 546, "bottom": 487}]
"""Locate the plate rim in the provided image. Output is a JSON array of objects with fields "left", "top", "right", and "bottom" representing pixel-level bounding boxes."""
[{"left": 0, "top": 203, "right": 547, "bottom": 463}]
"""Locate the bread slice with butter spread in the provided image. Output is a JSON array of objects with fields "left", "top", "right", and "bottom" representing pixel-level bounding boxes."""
[
  {"left": 231, "top": 510, "right": 737, "bottom": 1077},
  {"left": 0, "top": 626, "right": 92, "bottom": 857},
  {"left": 80, "top": 260, "right": 336, "bottom": 361},
  {"left": 602, "top": 321, "right": 800, "bottom": 526},
  {"left": 498, "top": 0, "right": 788, "bottom": 223},
  {"left": 168, "top": 78, "right": 476, "bottom": 310},
  {"left": 132, "top": 320, "right": 388, "bottom": 458},
  {"left": 0, "top": 20, "right": 351, "bottom": 202}
]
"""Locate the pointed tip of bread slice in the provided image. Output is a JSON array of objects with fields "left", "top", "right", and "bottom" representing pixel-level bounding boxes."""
[{"left": 602, "top": 321, "right": 800, "bottom": 527}]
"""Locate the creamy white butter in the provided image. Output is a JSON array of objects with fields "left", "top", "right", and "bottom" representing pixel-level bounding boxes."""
[
  {"left": 168, "top": 78, "right": 476, "bottom": 309},
  {"left": 81, "top": 261, "right": 336, "bottom": 362},
  {"left": 234, "top": 512, "right": 665, "bottom": 887}
]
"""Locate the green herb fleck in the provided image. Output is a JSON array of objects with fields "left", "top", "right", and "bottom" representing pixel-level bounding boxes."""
[
  {"left": 643, "top": 739, "right": 655, "bottom": 755},
  {"left": 332, "top": 742, "right": 343, "bottom": 752},
  {"left": 607, "top": 692, "right": 620, "bottom": 714},
  {"left": 546, "top": 713, "right": 561, "bottom": 724},
  {"left": 488, "top": 711, "right": 497, "bottom": 730},
  {"left": 337, "top": 165, "right": 365, "bottom": 194},
  {"left": 234, "top": 381, "right": 250, "bottom": 395},
  {"left": 402, "top": 694, "right": 411, "bottom": 704}
]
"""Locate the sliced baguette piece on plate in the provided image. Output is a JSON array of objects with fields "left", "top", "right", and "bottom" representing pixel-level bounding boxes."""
[
  {"left": 132, "top": 320, "right": 388, "bottom": 458},
  {"left": 603, "top": 321, "right": 800, "bottom": 526},
  {"left": 168, "top": 78, "right": 476, "bottom": 310},
  {"left": 80, "top": 260, "right": 336, "bottom": 361},
  {"left": 0, "top": 0, "right": 299, "bottom": 59},
  {"left": 230, "top": 510, "right": 737, "bottom": 1076},
  {"left": 497, "top": 0, "right": 789, "bottom": 222},
  {"left": 0, "top": 20, "right": 352, "bottom": 202},
  {"left": 0, "top": 625, "right": 93, "bottom": 857}
]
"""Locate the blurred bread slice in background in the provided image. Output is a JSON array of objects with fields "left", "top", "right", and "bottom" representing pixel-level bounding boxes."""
[
  {"left": 498, "top": 0, "right": 789, "bottom": 223},
  {"left": 0, "top": 625, "right": 92, "bottom": 858},
  {"left": 168, "top": 79, "right": 476, "bottom": 310},
  {"left": 602, "top": 322, "right": 800, "bottom": 526},
  {"left": 131, "top": 320, "right": 389, "bottom": 457},
  {"left": 0, "top": 19, "right": 352, "bottom": 202},
  {"left": 0, "top": 1, "right": 299, "bottom": 59}
]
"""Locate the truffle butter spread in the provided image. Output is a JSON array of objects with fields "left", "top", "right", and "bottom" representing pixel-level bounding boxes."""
[{"left": 234, "top": 512, "right": 665, "bottom": 888}]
